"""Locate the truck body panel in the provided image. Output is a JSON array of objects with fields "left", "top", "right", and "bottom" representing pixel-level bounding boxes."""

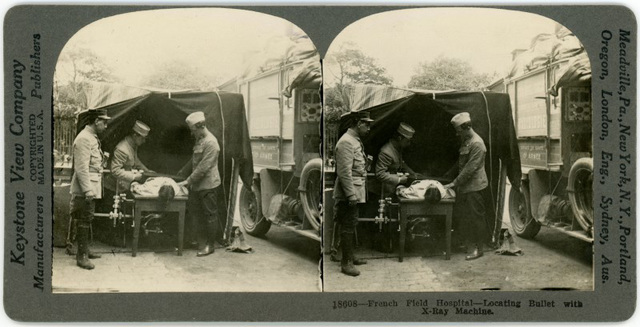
[
  {"left": 504, "top": 54, "right": 593, "bottom": 242},
  {"left": 237, "top": 60, "right": 322, "bottom": 241}
]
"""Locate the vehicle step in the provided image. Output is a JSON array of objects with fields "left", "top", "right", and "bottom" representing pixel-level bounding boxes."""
[{"left": 289, "top": 228, "right": 321, "bottom": 242}]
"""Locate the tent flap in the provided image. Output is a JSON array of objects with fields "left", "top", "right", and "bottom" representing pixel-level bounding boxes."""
[
  {"left": 78, "top": 86, "right": 254, "bottom": 232},
  {"left": 341, "top": 89, "right": 521, "bottom": 242}
]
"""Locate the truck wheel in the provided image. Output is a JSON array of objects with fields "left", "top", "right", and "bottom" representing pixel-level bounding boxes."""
[
  {"left": 299, "top": 158, "right": 322, "bottom": 231},
  {"left": 567, "top": 158, "right": 593, "bottom": 233},
  {"left": 508, "top": 182, "right": 540, "bottom": 239},
  {"left": 239, "top": 183, "right": 271, "bottom": 236}
]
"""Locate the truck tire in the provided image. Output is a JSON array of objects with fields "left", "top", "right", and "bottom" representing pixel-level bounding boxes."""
[
  {"left": 299, "top": 158, "right": 322, "bottom": 231},
  {"left": 567, "top": 158, "right": 593, "bottom": 233},
  {"left": 239, "top": 182, "right": 271, "bottom": 236},
  {"left": 508, "top": 182, "right": 541, "bottom": 239}
]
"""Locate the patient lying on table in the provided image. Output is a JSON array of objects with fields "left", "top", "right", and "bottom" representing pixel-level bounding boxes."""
[
  {"left": 397, "top": 179, "right": 455, "bottom": 201},
  {"left": 130, "top": 177, "right": 189, "bottom": 197}
]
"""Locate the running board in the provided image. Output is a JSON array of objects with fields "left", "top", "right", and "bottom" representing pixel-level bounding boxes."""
[
  {"left": 283, "top": 225, "right": 320, "bottom": 241},
  {"left": 271, "top": 220, "right": 321, "bottom": 241},
  {"left": 547, "top": 225, "right": 593, "bottom": 243},
  {"left": 292, "top": 228, "right": 321, "bottom": 241}
]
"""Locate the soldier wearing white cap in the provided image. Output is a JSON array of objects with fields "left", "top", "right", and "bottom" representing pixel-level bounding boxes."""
[
  {"left": 110, "top": 120, "right": 153, "bottom": 192},
  {"left": 374, "top": 122, "right": 420, "bottom": 197},
  {"left": 444, "top": 112, "right": 489, "bottom": 261},
  {"left": 177, "top": 111, "right": 222, "bottom": 257}
]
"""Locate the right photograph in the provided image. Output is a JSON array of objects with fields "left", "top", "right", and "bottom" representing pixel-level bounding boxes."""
[{"left": 322, "top": 8, "right": 593, "bottom": 292}]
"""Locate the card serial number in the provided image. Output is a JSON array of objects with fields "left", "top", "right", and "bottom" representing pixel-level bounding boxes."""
[
  {"left": 333, "top": 300, "right": 360, "bottom": 309},
  {"left": 332, "top": 299, "right": 399, "bottom": 309}
]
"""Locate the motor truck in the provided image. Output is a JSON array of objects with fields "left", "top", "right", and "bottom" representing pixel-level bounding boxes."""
[
  {"left": 236, "top": 60, "right": 322, "bottom": 241},
  {"left": 494, "top": 28, "right": 593, "bottom": 242}
]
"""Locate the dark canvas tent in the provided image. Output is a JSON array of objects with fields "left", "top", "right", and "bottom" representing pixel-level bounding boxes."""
[
  {"left": 341, "top": 87, "right": 521, "bottom": 243},
  {"left": 77, "top": 84, "right": 254, "bottom": 239}
]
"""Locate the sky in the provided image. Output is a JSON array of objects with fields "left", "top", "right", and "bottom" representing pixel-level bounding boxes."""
[
  {"left": 55, "top": 7, "right": 560, "bottom": 90},
  {"left": 55, "top": 8, "right": 307, "bottom": 88},
  {"left": 325, "top": 8, "right": 560, "bottom": 87}
]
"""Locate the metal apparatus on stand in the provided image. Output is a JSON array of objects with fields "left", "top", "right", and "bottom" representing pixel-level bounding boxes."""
[
  {"left": 374, "top": 197, "right": 397, "bottom": 232},
  {"left": 108, "top": 193, "right": 133, "bottom": 227}
]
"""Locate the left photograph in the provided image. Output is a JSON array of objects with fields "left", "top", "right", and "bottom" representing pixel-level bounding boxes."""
[{"left": 52, "top": 8, "right": 322, "bottom": 293}]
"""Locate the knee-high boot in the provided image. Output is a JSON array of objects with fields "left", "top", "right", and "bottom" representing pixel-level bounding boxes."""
[
  {"left": 87, "top": 223, "right": 101, "bottom": 259},
  {"left": 351, "top": 231, "right": 367, "bottom": 265},
  {"left": 197, "top": 218, "right": 217, "bottom": 257},
  {"left": 65, "top": 217, "right": 77, "bottom": 256},
  {"left": 68, "top": 218, "right": 100, "bottom": 258},
  {"left": 340, "top": 232, "right": 360, "bottom": 276},
  {"left": 76, "top": 223, "right": 95, "bottom": 270},
  {"left": 465, "top": 233, "right": 484, "bottom": 261}
]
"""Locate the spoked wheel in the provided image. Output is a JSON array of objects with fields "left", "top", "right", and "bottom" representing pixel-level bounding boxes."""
[
  {"left": 239, "top": 182, "right": 271, "bottom": 236},
  {"left": 508, "top": 182, "right": 540, "bottom": 239},
  {"left": 568, "top": 158, "right": 593, "bottom": 233},
  {"left": 299, "top": 158, "right": 322, "bottom": 231}
]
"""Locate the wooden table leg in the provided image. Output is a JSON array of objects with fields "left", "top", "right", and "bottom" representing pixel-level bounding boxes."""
[
  {"left": 177, "top": 209, "right": 184, "bottom": 256},
  {"left": 399, "top": 210, "right": 407, "bottom": 263},
  {"left": 132, "top": 205, "right": 141, "bottom": 257},
  {"left": 445, "top": 210, "right": 452, "bottom": 260}
]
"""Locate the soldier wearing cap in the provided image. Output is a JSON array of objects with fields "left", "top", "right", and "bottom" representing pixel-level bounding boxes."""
[
  {"left": 110, "top": 120, "right": 153, "bottom": 192},
  {"left": 444, "top": 112, "right": 489, "bottom": 261},
  {"left": 69, "top": 108, "right": 110, "bottom": 270},
  {"left": 177, "top": 111, "right": 222, "bottom": 257},
  {"left": 374, "top": 122, "right": 420, "bottom": 198},
  {"left": 333, "top": 110, "right": 374, "bottom": 276}
]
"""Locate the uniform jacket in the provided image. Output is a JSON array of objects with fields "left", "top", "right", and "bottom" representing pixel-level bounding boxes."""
[
  {"left": 374, "top": 140, "right": 415, "bottom": 196},
  {"left": 110, "top": 135, "right": 150, "bottom": 191},
  {"left": 453, "top": 131, "right": 488, "bottom": 193},
  {"left": 333, "top": 129, "right": 367, "bottom": 203},
  {"left": 186, "top": 129, "right": 221, "bottom": 191},
  {"left": 70, "top": 125, "right": 103, "bottom": 196}
]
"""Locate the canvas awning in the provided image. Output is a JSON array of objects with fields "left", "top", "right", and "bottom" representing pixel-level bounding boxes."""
[
  {"left": 77, "top": 84, "right": 254, "bottom": 236},
  {"left": 340, "top": 88, "right": 521, "bottom": 243}
]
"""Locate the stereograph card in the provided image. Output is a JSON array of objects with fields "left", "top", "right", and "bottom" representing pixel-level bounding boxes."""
[{"left": 2, "top": 3, "right": 637, "bottom": 323}]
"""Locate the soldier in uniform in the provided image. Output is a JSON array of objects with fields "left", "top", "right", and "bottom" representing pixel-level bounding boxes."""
[
  {"left": 177, "top": 112, "right": 222, "bottom": 257},
  {"left": 444, "top": 112, "right": 489, "bottom": 261},
  {"left": 333, "top": 111, "right": 374, "bottom": 277},
  {"left": 70, "top": 109, "right": 110, "bottom": 270},
  {"left": 110, "top": 120, "right": 152, "bottom": 192},
  {"left": 374, "top": 122, "right": 420, "bottom": 198}
]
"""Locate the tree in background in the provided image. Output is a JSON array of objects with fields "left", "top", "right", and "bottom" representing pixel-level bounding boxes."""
[
  {"left": 139, "top": 60, "right": 221, "bottom": 91},
  {"left": 331, "top": 46, "right": 393, "bottom": 86},
  {"left": 54, "top": 47, "right": 117, "bottom": 117},
  {"left": 323, "top": 85, "right": 347, "bottom": 123},
  {"left": 324, "top": 42, "right": 393, "bottom": 122},
  {"left": 53, "top": 46, "right": 119, "bottom": 161},
  {"left": 408, "top": 55, "right": 496, "bottom": 91}
]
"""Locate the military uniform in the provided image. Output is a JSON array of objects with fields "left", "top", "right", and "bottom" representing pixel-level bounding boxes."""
[
  {"left": 110, "top": 135, "right": 151, "bottom": 191},
  {"left": 70, "top": 125, "right": 103, "bottom": 242},
  {"left": 334, "top": 129, "right": 367, "bottom": 231},
  {"left": 451, "top": 132, "right": 488, "bottom": 194},
  {"left": 183, "top": 112, "right": 222, "bottom": 256},
  {"left": 69, "top": 109, "right": 110, "bottom": 269},
  {"left": 372, "top": 123, "right": 417, "bottom": 197},
  {"left": 186, "top": 129, "right": 221, "bottom": 192},
  {"left": 333, "top": 111, "right": 373, "bottom": 276},
  {"left": 449, "top": 112, "right": 489, "bottom": 260},
  {"left": 71, "top": 126, "right": 104, "bottom": 199},
  {"left": 374, "top": 140, "right": 416, "bottom": 197}
]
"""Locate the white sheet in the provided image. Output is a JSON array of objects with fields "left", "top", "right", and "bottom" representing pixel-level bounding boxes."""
[{"left": 130, "top": 177, "right": 188, "bottom": 197}]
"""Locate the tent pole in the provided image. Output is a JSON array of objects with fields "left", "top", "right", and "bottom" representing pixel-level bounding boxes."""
[
  {"left": 224, "top": 159, "right": 240, "bottom": 241},
  {"left": 493, "top": 162, "right": 508, "bottom": 243}
]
